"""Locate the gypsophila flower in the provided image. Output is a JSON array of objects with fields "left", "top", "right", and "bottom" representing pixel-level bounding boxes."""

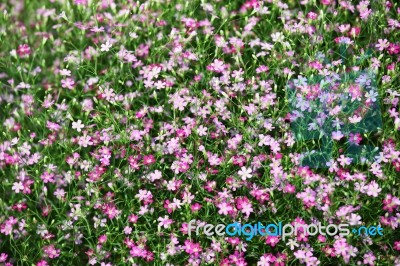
[
  {"left": 101, "top": 40, "right": 112, "bottom": 52},
  {"left": 238, "top": 166, "right": 252, "bottom": 180},
  {"left": 72, "top": 120, "right": 84, "bottom": 132},
  {"left": 0, "top": 1, "right": 399, "bottom": 265}
]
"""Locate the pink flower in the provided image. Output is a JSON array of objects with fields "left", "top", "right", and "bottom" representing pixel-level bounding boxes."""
[
  {"left": 338, "top": 155, "right": 352, "bottom": 167},
  {"left": 321, "top": 0, "right": 333, "bottom": 5},
  {"left": 78, "top": 135, "right": 93, "bottom": 147},
  {"left": 307, "top": 12, "right": 318, "bottom": 20},
  {"left": 12, "top": 182, "right": 24, "bottom": 193},
  {"left": 124, "top": 226, "right": 132, "bottom": 235},
  {"left": 376, "top": 39, "right": 389, "bottom": 51},
  {"left": 206, "top": 59, "right": 228, "bottom": 73},
  {"left": 217, "top": 202, "right": 234, "bottom": 215},
  {"left": 333, "top": 238, "right": 349, "bottom": 257},
  {"left": 349, "top": 133, "right": 362, "bottom": 145},
  {"left": 256, "top": 65, "right": 269, "bottom": 73},
  {"left": 0, "top": 253, "right": 8, "bottom": 263},
  {"left": 265, "top": 236, "right": 280, "bottom": 247},
  {"left": 143, "top": 154, "right": 156, "bottom": 165},
  {"left": 36, "top": 260, "right": 49, "bottom": 266},
  {"left": 258, "top": 254, "right": 276, "bottom": 265},
  {"left": 366, "top": 181, "right": 381, "bottom": 197},
  {"left": 284, "top": 184, "right": 296, "bottom": 194},
  {"left": 98, "top": 235, "right": 107, "bottom": 244},
  {"left": 349, "top": 27, "right": 361, "bottom": 37},
  {"left": 128, "top": 214, "right": 138, "bottom": 223},
  {"left": 43, "top": 244, "right": 60, "bottom": 259},
  {"left": 46, "top": 121, "right": 61, "bottom": 132},
  {"left": 74, "top": 0, "right": 88, "bottom": 5},
  {"left": 394, "top": 241, "right": 400, "bottom": 251},
  {"left": 383, "top": 194, "right": 400, "bottom": 212},
  {"left": 184, "top": 240, "right": 202, "bottom": 257},
  {"left": 191, "top": 203, "right": 202, "bottom": 212},
  {"left": 157, "top": 215, "right": 173, "bottom": 228},
  {"left": 388, "top": 43, "right": 400, "bottom": 54},
  {"left": 40, "top": 171, "right": 55, "bottom": 184},
  {"left": 130, "top": 246, "right": 146, "bottom": 258},
  {"left": 17, "top": 44, "right": 31, "bottom": 57},
  {"left": 61, "top": 78, "right": 75, "bottom": 90},
  {"left": 363, "top": 252, "right": 376, "bottom": 266},
  {"left": 103, "top": 204, "right": 121, "bottom": 219},
  {"left": 332, "top": 131, "right": 344, "bottom": 140}
]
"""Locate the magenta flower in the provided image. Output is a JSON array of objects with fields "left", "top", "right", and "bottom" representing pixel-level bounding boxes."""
[
  {"left": 17, "top": 44, "right": 31, "bottom": 57},
  {"left": 143, "top": 154, "right": 156, "bottom": 165},
  {"left": 265, "top": 236, "right": 280, "bottom": 247},
  {"left": 184, "top": 240, "right": 202, "bottom": 257}
]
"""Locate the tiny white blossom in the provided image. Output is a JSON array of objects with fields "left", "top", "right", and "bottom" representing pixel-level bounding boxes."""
[
  {"left": 72, "top": 120, "right": 84, "bottom": 132},
  {"left": 100, "top": 40, "right": 112, "bottom": 52},
  {"left": 238, "top": 166, "right": 252, "bottom": 180}
]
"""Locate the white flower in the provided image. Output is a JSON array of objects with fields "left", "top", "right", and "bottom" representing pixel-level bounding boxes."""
[
  {"left": 286, "top": 239, "right": 299, "bottom": 250},
  {"left": 72, "top": 120, "right": 84, "bottom": 132},
  {"left": 349, "top": 115, "right": 362, "bottom": 124},
  {"left": 366, "top": 181, "right": 381, "bottom": 197},
  {"left": 238, "top": 166, "right": 252, "bottom": 180},
  {"left": 12, "top": 182, "right": 24, "bottom": 193},
  {"left": 197, "top": 125, "right": 208, "bottom": 136},
  {"left": 348, "top": 213, "right": 362, "bottom": 226},
  {"left": 129, "top": 32, "right": 138, "bottom": 39},
  {"left": 100, "top": 40, "right": 112, "bottom": 52},
  {"left": 365, "top": 90, "right": 378, "bottom": 102},
  {"left": 10, "top": 49, "right": 17, "bottom": 57},
  {"left": 59, "top": 69, "right": 71, "bottom": 76},
  {"left": 123, "top": 226, "right": 132, "bottom": 235},
  {"left": 271, "top": 32, "right": 284, "bottom": 43},
  {"left": 395, "top": 117, "right": 400, "bottom": 130}
]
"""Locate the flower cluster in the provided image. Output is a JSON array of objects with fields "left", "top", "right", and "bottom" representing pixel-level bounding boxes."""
[{"left": 0, "top": 0, "right": 399, "bottom": 265}]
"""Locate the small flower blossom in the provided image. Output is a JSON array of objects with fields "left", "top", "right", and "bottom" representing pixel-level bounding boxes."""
[
  {"left": 61, "top": 78, "right": 75, "bottom": 90},
  {"left": 238, "top": 166, "right": 252, "bottom": 180},
  {"left": 101, "top": 40, "right": 112, "bottom": 52},
  {"left": 72, "top": 120, "right": 84, "bottom": 132}
]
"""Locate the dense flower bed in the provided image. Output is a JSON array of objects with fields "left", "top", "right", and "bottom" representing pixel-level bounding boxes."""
[{"left": 0, "top": 0, "right": 399, "bottom": 265}]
